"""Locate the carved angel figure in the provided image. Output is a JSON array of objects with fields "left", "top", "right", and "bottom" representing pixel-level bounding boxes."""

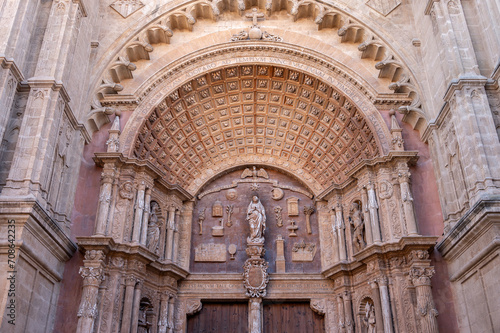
[
  {"left": 146, "top": 202, "right": 161, "bottom": 254},
  {"left": 247, "top": 195, "right": 266, "bottom": 243},
  {"left": 349, "top": 202, "right": 366, "bottom": 252}
]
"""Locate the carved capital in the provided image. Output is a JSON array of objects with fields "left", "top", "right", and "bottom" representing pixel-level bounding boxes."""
[
  {"left": 376, "top": 275, "right": 388, "bottom": 287},
  {"left": 124, "top": 275, "right": 137, "bottom": 286},
  {"left": 79, "top": 267, "right": 104, "bottom": 286},
  {"left": 410, "top": 267, "right": 435, "bottom": 287}
]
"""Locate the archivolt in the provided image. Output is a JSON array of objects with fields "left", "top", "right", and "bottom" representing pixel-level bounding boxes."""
[
  {"left": 89, "top": 0, "right": 427, "bottom": 135},
  {"left": 119, "top": 45, "right": 393, "bottom": 196}
]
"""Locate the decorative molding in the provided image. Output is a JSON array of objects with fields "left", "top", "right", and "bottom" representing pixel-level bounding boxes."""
[{"left": 110, "top": 0, "right": 144, "bottom": 18}]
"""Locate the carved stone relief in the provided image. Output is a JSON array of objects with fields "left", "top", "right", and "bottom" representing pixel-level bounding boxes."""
[
  {"left": 194, "top": 243, "right": 226, "bottom": 262},
  {"left": 291, "top": 241, "right": 317, "bottom": 262},
  {"left": 287, "top": 197, "right": 299, "bottom": 216},
  {"left": 190, "top": 168, "right": 321, "bottom": 274}
]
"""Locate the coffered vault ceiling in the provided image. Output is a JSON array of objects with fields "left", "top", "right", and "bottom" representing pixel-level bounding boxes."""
[{"left": 133, "top": 64, "right": 380, "bottom": 189}]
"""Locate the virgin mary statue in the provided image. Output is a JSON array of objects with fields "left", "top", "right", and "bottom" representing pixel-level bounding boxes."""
[{"left": 247, "top": 195, "right": 266, "bottom": 244}]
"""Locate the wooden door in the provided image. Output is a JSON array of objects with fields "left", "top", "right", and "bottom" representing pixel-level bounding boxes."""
[
  {"left": 187, "top": 301, "right": 248, "bottom": 333},
  {"left": 263, "top": 301, "right": 325, "bottom": 333}
]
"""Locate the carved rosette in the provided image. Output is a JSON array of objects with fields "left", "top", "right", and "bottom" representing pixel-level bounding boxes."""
[{"left": 243, "top": 258, "right": 269, "bottom": 298}]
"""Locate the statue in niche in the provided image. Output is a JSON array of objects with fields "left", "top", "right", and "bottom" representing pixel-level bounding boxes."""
[
  {"left": 137, "top": 298, "right": 152, "bottom": 333},
  {"left": 363, "top": 302, "right": 376, "bottom": 333},
  {"left": 146, "top": 202, "right": 161, "bottom": 254},
  {"left": 246, "top": 195, "right": 266, "bottom": 243},
  {"left": 349, "top": 202, "right": 366, "bottom": 252}
]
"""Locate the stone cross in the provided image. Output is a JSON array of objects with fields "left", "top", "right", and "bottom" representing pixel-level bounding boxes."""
[{"left": 246, "top": 8, "right": 264, "bottom": 26}]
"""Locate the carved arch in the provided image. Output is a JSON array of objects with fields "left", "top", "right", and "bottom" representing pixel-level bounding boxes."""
[
  {"left": 88, "top": 0, "right": 428, "bottom": 134},
  {"left": 117, "top": 49, "right": 395, "bottom": 196}
]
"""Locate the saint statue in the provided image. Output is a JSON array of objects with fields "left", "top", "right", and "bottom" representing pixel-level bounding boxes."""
[
  {"left": 363, "top": 303, "right": 376, "bottom": 333},
  {"left": 246, "top": 195, "right": 266, "bottom": 243},
  {"left": 349, "top": 202, "right": 366, "bottom": 252},
  {"left": 146, "top": 202, "right": 161, "bottom": 254}
]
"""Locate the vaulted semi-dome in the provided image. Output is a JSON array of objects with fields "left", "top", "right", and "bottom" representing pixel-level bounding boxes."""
[{"left": 133, "top": 64, "right": 381, "bottom": 189}]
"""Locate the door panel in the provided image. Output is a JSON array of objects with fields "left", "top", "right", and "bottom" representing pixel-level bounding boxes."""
[
  {"left": 263, "top": 301, "right": 325, "bottom": 333},
  {"left": 187, "top": 302, "right": 248, "bottom": 333}
]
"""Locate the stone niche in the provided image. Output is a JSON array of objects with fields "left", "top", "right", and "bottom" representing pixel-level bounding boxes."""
[{"left": 190, "top": 168, "right": 321, "bottom": 273}]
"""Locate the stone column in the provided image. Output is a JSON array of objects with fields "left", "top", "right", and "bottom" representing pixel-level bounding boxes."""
[
  {"left": 249, "top": 298, "right": 262, "bottom": 333},
  {"left": 140, "top": 188, "right": 152, "bottom": 245},
  {"left": 334, "top": 204, "right": 347, "bottom": 261},
  {"left": 106, "top": 170, "right": 120, "bottom": 236},
  {"left": 131, "top": 280, "right": 143, "bottom": 333},
  {"left": 398, "top": 171, "right": 418, "bottom": 235},
  {"left": 165, "top": 206, "right": 176, "bottom": 260},
  {"left": 132, "top": 182, "right": 146, "bottom": 243},
  {"left": 95, "top": 165, "right": 115, "bottom": 236},
  {"left": 177, "top": 201, "right": 194, "bottom": 270},
  {"left": 158, "top": 292, "right": 170, "bottom": 333},
  {"left": 378, "top": 276, "right": 394, "bottom": 333},
  {"left": 367, "top": 182, "right": 382, "bottom": 242},
  {"left": 343, "top": 291, "right": 354, "bottom": 333},
  {"left": 172, "top": 209, "right": 180, "bottom": 263},
  {"left": 167, "top": 296, "right": 175, "bottom": 333},
  {"left": 369, "top": 280, "right": 385, "bottom": 333},
  {"left": 410, "top": 267, "right": 439, "bottom": 333},
  {"left": 360, "top": 187, "right": 373, "bottom": 245},
  {"left": 120, "top": 276, "right": 137, "bottom": 333},
  {"left": 329, "top": 209, "right": 339, "bottom": 262},
  {"left": 275, "top": 235, "right": 286, "bottom": 273},
  {"left": 337, "top": 295, "right": 346, "bottom": 333},
  {"left": 76, "top": 250, "right": 105, "bottom": 333}
]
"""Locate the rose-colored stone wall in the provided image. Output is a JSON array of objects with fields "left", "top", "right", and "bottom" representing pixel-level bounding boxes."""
[{"left": 380, "top": 109, "right": 458, "bottom": 332}]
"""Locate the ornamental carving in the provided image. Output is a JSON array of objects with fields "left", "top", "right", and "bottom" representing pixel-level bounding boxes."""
[
  {"left": 79, "top": 267, "right": 104, "bottom": 282},
  {"left": 185, "top": 299, "right": 202, "bottom": 316},
  {"left": 409, "top": 267, "right": 435, "bottom": 287},
  {"left": 243, "top": 259, "right": 269, "bottom": 298},
  {"left": 84, "top": 250, "right": 105, "bottom": 261},
  {"left": 310, "top": 299, "right": 326, "bottom": 315}
]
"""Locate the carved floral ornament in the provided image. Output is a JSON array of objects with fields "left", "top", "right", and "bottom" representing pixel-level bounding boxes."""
[{"left": 132, "top": 64, "right": 382, "bottom": 192}]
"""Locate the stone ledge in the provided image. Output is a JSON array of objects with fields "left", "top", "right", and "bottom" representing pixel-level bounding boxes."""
[
  {"left": 0, "top": 199, "right": 77, "bottom": 261},
  {"left": 77, "top": 236, "right": 189, "bottom": 280},
  {"left": 322, "top": 236, "right": 438, "bottom": 279},
  {"left": 436, "top": 196, "right": 500, "bottom": 260}
]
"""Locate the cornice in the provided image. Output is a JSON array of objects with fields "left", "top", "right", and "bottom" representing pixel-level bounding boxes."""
[
  {"left": 0, "top": 56, "right": 25, "bottom": 82},
  {"left": 322, "top": 236, "right": 438, "bottom": 279},
  {"left": 93, "top": 153, "right": 193, "bottom": 201},
  {"left": 316, "top": 151, "right": 419, "bottom": 200},
  {"left": 443, "top": 76, "right": 489, "bottom": 102}
]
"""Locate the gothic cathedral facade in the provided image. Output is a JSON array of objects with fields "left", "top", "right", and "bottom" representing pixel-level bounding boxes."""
[{"left": 0, "top": 0, "right": 499, "bottom": 332}]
